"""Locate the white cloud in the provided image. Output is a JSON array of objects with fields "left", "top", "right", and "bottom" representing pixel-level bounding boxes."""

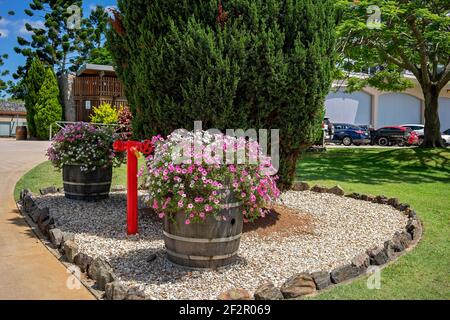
[
  {"left": 18, "top": 19, "right": 45, "bottom": 35},
  {"left": 0, "top": 29, "right": 9, "bottom": 38},
  {"left": 0, "top": 18, "right": 11, "bottom": 38}
]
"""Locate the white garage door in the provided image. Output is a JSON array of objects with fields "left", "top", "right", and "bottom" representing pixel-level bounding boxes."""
[
  {"left": 439, "top": 98, "right": 450, "bottom": 132},
  {"left": 325, "top": 91, "right": 371, "bottom": 125},
  {"left": 377, "top": 93, "right": 422, "bottom": 128}
]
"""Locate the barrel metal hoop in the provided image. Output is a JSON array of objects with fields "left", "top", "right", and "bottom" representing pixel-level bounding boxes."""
[
  {"left": 219, "top": 201, "right": 242, "bottom": 209},
  {"left": 64, "top": 191, "right": 110, "bottom": 196},
  {"left": 63, "top": 181, "right": 111, "bottom": 186},
  {"left": 163, "top": 231, "right": 242, "bottom": 243},
  {"left": 166, "top": 248, "right": 239, "bottom": 261}
]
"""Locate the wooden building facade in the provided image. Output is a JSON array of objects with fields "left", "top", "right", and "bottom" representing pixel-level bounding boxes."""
[{"left": 73, "top": 64, "right": 127, "bottom": 122}]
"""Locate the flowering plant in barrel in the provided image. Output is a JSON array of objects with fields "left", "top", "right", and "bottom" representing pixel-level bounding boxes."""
[
  {"left": 46, "top": 122, "right": 125, "bottom": 201},
  {"left": 145, "top": 130, "right": 280, "bottom": 268}
]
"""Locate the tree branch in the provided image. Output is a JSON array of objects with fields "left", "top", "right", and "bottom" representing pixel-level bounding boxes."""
[
  {"left": 438, "top": 63, "right": 450, "bottom": 90},
  {"left": 406, "top": 15, "right": 431, "bottom": 84}
]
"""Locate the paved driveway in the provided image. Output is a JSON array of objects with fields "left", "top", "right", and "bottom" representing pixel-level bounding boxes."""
[{"left": 0, "top": 139, "right": 94, "bottom": 300}]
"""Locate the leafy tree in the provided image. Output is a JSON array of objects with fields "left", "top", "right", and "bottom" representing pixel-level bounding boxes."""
[
  {"left": 14, "top": 0, "right": 91, "bottom": 78},
  {"left": 107, "top": 0, "right": 336, "bottom": 189},
  {"left": 34, "top": 68, "right": 63, "bottom": 139},
  {"left": 336, "top": 0, "right": 450, "bottom": 147},
  {"left": 23, "top": 58, "right": 47, "bottom": 137}
]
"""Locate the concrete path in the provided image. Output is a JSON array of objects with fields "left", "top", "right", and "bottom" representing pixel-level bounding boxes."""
[{"left": 0, "top": 139, "right": 94, "bottom": 300}]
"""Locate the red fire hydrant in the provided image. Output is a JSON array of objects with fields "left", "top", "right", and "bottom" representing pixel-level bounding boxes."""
[{"left": 113, "top": 140, "right": 154, "bottom": 235}]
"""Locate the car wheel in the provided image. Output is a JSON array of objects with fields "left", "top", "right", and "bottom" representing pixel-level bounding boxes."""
[
  {"left": 342, "top": 137, "right": 352, "bottom": 146},
  {"left": 377, "top": 137, "right": 389, "bottom": 146},
  {"left": 398, "top": 140, "right": 406, "bottom": 147},
  {"left": 418, "top": 137, "right": 424, "bottom": 145}
]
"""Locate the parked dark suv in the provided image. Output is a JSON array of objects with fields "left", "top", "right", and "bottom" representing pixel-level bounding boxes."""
[
  {"left": 332, "top": 123, "right": 371, "bottom": 146},
  {"left": 371, "top": 126, "right": 417, "bottom": 146}
]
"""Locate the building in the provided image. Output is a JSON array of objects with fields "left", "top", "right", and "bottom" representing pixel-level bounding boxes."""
[
  {"left": 325, "top": 74, "right": 450, "bottom": 131},
  {"left": 60, "top": 64, "right": 127, "bottom": 122},
  {"left": 0, "top": 101, "right": 26, "bottom": 137}
]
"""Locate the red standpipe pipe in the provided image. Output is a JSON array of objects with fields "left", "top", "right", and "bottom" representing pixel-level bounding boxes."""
[{"left": 127, "top": 146, "right": 138, "bottom": 235}]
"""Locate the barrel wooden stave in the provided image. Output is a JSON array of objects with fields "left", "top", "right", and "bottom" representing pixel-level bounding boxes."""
[
  {"left": 163, "top": 189, "right": 244, "bottom": 269},
  {"left": 63, "top": 164, "right": 112, "bottom": 201},
  {"left": 15, "top": 126, "right": 27, "bottom": 140}
]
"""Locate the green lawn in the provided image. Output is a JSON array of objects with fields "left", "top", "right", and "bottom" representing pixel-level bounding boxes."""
[
  {"left": 297, "top": 148, "right": 450, "bottom": 300},
  {"left": 14, "top": 160, "right": 145, "bottom": 200},
  {"left": 14, "top": 148, "right": 450, "bottom": 299}
]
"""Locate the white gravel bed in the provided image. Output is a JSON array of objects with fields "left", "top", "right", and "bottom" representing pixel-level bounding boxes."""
[{"left": 35, "top": 190, "right": 408, "bottom": 300}]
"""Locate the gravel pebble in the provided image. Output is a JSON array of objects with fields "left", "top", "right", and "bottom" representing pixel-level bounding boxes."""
[{"left": 35, "top": 190, "right": 407, "bottom": 300}]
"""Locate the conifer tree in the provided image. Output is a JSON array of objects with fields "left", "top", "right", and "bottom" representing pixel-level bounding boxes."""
[
  {"left": 107, "top": 0, "right": 336, "bottom": 189},
  {"left": 23, "top": 58, "right": 47, "bottom": 137},
  {"left": 34, "top": 68, "right": 63, "bottom": 139}
]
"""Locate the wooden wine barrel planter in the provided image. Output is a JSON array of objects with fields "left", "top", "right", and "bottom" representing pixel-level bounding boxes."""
[
  {"left": 15, "top": 126, "right": 27, "bottom": 140},
  {"left": 63, "top": 164, "right": 112, "bottom": 201},
  {"left": 163, "top": 190, "right": 243, "bottom": 269}
]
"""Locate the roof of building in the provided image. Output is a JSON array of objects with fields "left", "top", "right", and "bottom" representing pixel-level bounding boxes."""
[
  {"left": 77, "top": 64, "right": 116, "bottom": 76},
  {"left": 0, "top": 101, "right": 26, "bottom": 114}
]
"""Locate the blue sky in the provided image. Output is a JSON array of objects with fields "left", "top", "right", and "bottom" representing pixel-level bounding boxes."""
[{"left": 0, "top": 0, "right": 117, "bottom": 85}]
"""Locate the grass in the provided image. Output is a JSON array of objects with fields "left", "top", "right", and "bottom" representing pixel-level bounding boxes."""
[
  {"left": 14, "top": 148, "right": 450, "bottom": 299},
  {"left": 14, "top": 160, "right": 145, "bottom": 201},
  {"left": 296, "top": 147, "right": 450, "bottom": 300}
]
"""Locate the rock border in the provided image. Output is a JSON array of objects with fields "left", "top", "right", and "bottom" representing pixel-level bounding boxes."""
[
  {"left": 17, "top": 187, "right": 148, "bottom": 300},
  {"left": 219, "top": 182, "right": 423, "bottom": 300},
  {"left": 18, "top": 184, "right": 423, "bottom": 301}
]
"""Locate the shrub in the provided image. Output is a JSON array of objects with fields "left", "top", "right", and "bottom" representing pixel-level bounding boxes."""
[
  {"left": 117, "top": 106, "right": 133, "bottom": 140},
  {"left": 46, "top": 122, "right": 125, "bottom": 172},
  {"left": 90, "top": 102, "right": 118, "bottom": 124},
  {"left": 24, "top": 58, "right": 47, "bottom": 137},
  {"left": 108, "top": 0, "right": 336, "bottom": 190},
  {"left": 145, "top": 130, "right": 280, "bottom": 224},
  {"left": 34, "top": 68, "right": 62, "bottom": 140}
]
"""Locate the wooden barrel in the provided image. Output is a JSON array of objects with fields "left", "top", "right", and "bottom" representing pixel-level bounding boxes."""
[
  {"left": 163, "top": 189, "right": 243, "bottom": 269},
  {"left": 15, "top": 126, "right": 28, "bottom": 140},
  {"left": 63, "top": 164, "right": 112, "bottom": 201}
]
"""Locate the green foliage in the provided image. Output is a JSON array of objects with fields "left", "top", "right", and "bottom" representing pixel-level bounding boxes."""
[
  {"left": 23, "top": 58, "right": 47, "bottom": 137},
  {"left": 87, "top": 47, "right": 113, "bottom": 65},
  {"left": 107, "top": 0, "right": 336, "bottom": 189},
  {"left": 335, "top": 0, "right": 450, "bottom": 146},
  {"left": 14, "top": 1, "right": 111, "bottom": 79},
  {"left": 34, "top": 68, "right": 63, "bottom": 139},
  {"left": 90, "top": 102, "right": 118, "bottom": 124}
]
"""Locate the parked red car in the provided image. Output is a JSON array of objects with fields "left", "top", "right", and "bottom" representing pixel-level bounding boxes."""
[{"left": 371, "top": 126, "right": 418, "bottom": 146}]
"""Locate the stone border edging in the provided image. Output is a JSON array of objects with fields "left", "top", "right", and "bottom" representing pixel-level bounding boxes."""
[
  {"left": 219, "top": 182, "right": 423, "bottom": 300},
  {"left": 17, "top": 184, "right": 423, "bottom": 301},
  {"left": 17, "top": 187, "right": 147, "bottom": 300}
]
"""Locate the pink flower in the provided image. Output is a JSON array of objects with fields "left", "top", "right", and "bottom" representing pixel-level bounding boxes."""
[
  {"left": 204, "top": 204, "right": 213, "bottom": 212},
  {"left": 185, "top": 219, "right": 191, "bottom": 225},
  {"left": 199, "top": 212, "right": 205, "bottom": 219},
  {"left": 158, "top": 212, "right": 165, "bottom": 218},
  {"left": 194, "top": 197, "right": 204, "bottom": 203},
  {"left": 178, "top": 200, "right": 184, "bottom": 208},
  {"left": 241, "top": 192, "right": 246, "bottom": 198},
  {"left": 232, "top": 182, "right": 239, "bottom": 188},
  {"left": 187, "top": 203, "right": 194, "bottom": 209},
  {"left": 189, "top": 213, "right": 194, "bottom": 218},
  {"left": 152, "top": 199, "right": 159, "bottom": 209}
]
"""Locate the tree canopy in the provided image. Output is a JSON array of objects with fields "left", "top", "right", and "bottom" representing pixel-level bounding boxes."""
[
  {"left": 108, "top": 0, "right": 336, "bottom": 189},
  {"left": 336, "top": 0, "right": 450, "bottom": 147}
]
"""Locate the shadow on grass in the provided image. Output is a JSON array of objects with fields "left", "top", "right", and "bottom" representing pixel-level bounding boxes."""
[{"left": 296, "top": 148, "right": 450, "bottom": 186}]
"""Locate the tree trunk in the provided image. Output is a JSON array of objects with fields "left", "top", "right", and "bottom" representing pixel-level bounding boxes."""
[{"left": 422, "top": 85, "right": 444, "bottom": 148}]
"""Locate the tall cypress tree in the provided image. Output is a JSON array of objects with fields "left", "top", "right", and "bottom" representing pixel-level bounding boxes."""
[
  {"left": 23, "top": 58, "right": 47, "bottom": 137},
  {"left": 107, "top": 0, "right": 335, "bottom": 189},
  {"left": 34, "top": 68, "right": 63, "bottom": 140}
]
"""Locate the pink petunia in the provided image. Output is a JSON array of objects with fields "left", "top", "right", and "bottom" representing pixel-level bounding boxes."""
[{"left": 185, "top": 219, "right": 191, "bottom": 225}]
